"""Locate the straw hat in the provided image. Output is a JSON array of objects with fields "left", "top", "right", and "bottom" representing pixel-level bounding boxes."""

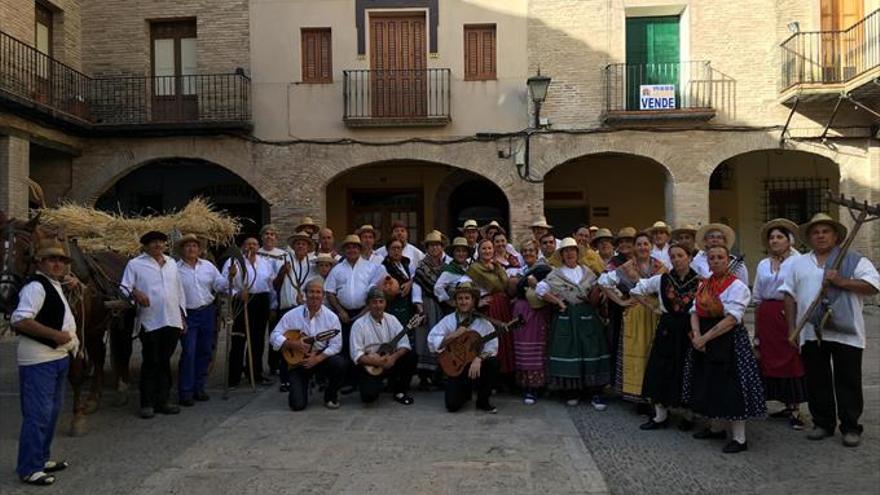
[
  {"left": 173, "top": 233, "right": 204, "bottom": 254},
  {"left": 452, "top": 281, "right": 481, "bottom": 300},
  {"left": 459, "top": 219, "right": 479, "bottom": 233},
  {"left": 589, "top": 228, "right": 614, "bottom": 247},
  {"left": 696, "top": 223, "right": 736, "bottom": 250},
  {"left": 287, "top": 230, "right": 316, "bottom": 249},
  {"left": 259, "top": 224, "right": 279, "bottom": 236},
  {"left": 34, "top": 239, "right": 70, "bottom": 261},
  {"left": 356, "top": 224, "right": 376, "bottom": 236},
  {"left": 589, "top": 225, "right": 599, "bottom": 233},
  {"left": 480, "top": 220, "right": 506, "bottom": 239},
  {"left": 423, "top": 230, "right": 448, "bottom": 247},
  {"left": 613, "top": 227, "right": 637, "bottom": 246},
  {"left": 315, "top": 253, "right": 336, "bottom": 265},
  {"left": 340, "top": 234, "right": 362, "bottom": 248},
  {"left": 672, "top": 224, "right": 698, "bottom": 237},
  {"left": 799, "top": 213, "right": 847, "bottom": 245},
  {"left": 530, "top": 216, "right": 553, "bottom": 230},
  {"left": 445, "top": 237, "right": 474, "bottom": 257},
  {"left": 555, "top": 237, "right": 579, "bottom": 254},
  {"left": 760, "top": 218, "right": 800, "bottom": 249},
  {"left": 646, "top": 221, "right": 671, "bottom": 235},
  {"left": 295, "top": 217, "right": 320, "bottom": 235}
]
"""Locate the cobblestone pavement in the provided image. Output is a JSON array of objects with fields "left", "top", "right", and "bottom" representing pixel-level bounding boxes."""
[{"left": 568, "top": 306, "right": 880, "bottom": 495}]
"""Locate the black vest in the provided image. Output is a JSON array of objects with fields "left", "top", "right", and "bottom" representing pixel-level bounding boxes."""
[{"left": 17, "top": 274, "right": 65, "bottom": 349}]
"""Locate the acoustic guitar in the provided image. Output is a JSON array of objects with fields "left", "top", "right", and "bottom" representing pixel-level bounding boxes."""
[
  {"left": 362, "top": 313, "right": 426, "bottom": 376},
  {"left": 282, "top": 329, "right": 340, "bottom": 368},
  {"left": 437, "top": 314, "right": 524, "bottom": 378}
]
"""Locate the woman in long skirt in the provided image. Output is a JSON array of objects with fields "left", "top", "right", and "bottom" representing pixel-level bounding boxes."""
[
  {"left": 381, "top": 238, "right": 415, "bottom": 325},
  {"left": 599, "top": 232, "right": 666, "bottom": 406},
  {"left": 509, "top": 240, "right": 552, "bottom": 404},
  {"left": 537, "top": 238, "right": 611, "bottom": 410},
  {"left": 753, "top": 219, "right": 806, "bottom": 429},
  {"left": 466, "top": 239, "right": 515, "bottom": 375},
  {"left": 683, "top": 244, "right": 766, "bottom": 454},
  {"left": 632, "top": 243, "right": 699, "bottom": 430}
]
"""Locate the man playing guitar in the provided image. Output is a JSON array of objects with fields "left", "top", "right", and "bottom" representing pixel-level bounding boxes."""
[
  {"left": 350, "top": 287, "right": 418, "bottom": 405},
  {"left": 269, "top": 279, "right": 346, "bottom": 411},
  {"left": 428, "top": 282, "right": 499, "bottom": 414}
]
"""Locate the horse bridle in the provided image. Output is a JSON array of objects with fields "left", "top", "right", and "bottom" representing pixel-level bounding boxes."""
[{"left": 0, "top": 221, "right": 35, "bottom": 315}]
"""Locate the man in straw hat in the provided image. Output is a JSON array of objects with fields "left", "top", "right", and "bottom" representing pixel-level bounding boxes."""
[
  {"left": 671, "top": 224, "right": 698, "bottom": 255},
  {"left": 121, "top": 231, "right": 186, "bottom": 419},
  {"left": 428, "top": 281, "right": 499, "bottom": 414},
  {"left": 175, "top": 234, "right": 226, "bottom": 406},
  {"left": 530, "top": 216, "right": 560, "bottom": 250},
  {"left": 590, "top": 228, "right": 615, "bottom": 267},
  {"left": 691, "top": 223, "right": 749, "bottom": 284},
  {"left": 295, "top": 216, "right": 320, "bottom": 237},
  {"left": 780, "top": 213, "right": 879, "bottom": 447},
  {"left": 12, "top": 239, "right": 79, "bottom": 486},
  {"left": 374, "top": 219, "right": 425, "bottom": 266},
  {"left": 324, "top": 234, "right": 388, "bottom": 391},
  {"left": 258, "top": 224, "right": 287, "bottom": 377},
  {"left": 459, "top": 219, "right": 480, "bottom": 254},
  {"left": 350, "top": 287, "right": 417, "bottom": 406},
  {"left": 647, "top": 221, "right": 673, "bottom": 269},
  {"left": 356, "top": 224, "right": 384, "bottom": 264},
  {"left": 270, "top": 278, "right": 346, "bottom": 411},
  {"left": 435, "top": 237, "right": 473, "bottom": 308}
]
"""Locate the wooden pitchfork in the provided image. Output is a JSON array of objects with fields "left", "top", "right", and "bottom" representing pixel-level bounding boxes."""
[{"left": 788, "top": 193, "right": 880, "bottom": 345}]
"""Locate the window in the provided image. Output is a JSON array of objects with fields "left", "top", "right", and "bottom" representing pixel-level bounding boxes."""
[
  {"left": 762, "top": 178, "right": 830, "bottom": 224},
  {"left": 150, "top": 20, "right": 197, "bottom": 96},
  {"left": 464, "top": 24, "right": 496, "bottom": 81},
  {"left": 35, "top": 3, "right": 52, "bottom": 79},
  {"left": 301, "top": 28, "right": 332, "bottom": 83}
]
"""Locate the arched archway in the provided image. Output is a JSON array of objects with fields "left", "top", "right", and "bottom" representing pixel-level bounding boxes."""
[
  {"left": 708, "top": 149, "right": 840, "bottom": 271},
  {"left": 325, "top": 160, "right": 510, "bottom": 242},
  {"left": 544, "top": 152, "right": 672, "bottom": 236},
  {"left": 95, "top": 158, "right": 270, "bottom": 236}
]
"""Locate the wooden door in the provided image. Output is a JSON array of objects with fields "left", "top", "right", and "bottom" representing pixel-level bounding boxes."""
[
  {"left": 151, "top": 21, "right": 198, "bottom": 122},
  {"left": 625, "top": 16, "right": 680, "bottom": 110},
  {"left": 370, "top": 14, "right": 427, "bottom": 118},
  {"left": 821, "top": 0, "right": 864, "bottom": 81},
  {"left": 34, "top": 3, "right": 53, "bottom": 104}
]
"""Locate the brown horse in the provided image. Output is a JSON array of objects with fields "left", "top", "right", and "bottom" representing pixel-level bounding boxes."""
[{"left": 0, "top": 212, "right": 135, "bottom": 436}]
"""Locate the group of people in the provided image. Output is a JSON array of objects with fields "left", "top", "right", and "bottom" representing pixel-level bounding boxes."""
[{"left": 10, "top": 212, "right": 878, "bottom": 485}]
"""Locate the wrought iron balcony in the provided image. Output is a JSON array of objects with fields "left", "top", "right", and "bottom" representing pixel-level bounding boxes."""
[
  {"left": 780, "top": 9, "right": 879, "bottom": 93},
  {"left": 0, "top": 30, "right": 250, "bottom": 133},
  {"left": 603, "top": 60, "right": 734, "bottom": 123},
  {"left": 343, "top": 68, "right": 451, "bottom": 127}
]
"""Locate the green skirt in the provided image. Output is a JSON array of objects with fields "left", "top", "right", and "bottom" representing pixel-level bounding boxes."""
[
  {"left": 387, "top": 296, "right": 413, "bottom": 328},
  {"left": 548, "top": 302, "right": 611, "bottom": 390}
]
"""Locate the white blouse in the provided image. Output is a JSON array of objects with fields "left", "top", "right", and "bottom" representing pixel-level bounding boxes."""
[
  {"left": 536, "top": 265, "right": 588, "bottom": 297},
  {"left": 689, "top": 278, "right": 751, "bottom": 323},
  {"left": 752, "top": 253, "right": 799, "bottom": 305}
]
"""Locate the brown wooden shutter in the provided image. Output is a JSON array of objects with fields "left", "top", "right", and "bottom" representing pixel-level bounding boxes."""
[
  {"left": 302, "top": 28, "right": 332, "bottom": 83},
  {"left": 464, "top": 24, "right": 496, "bottom": 81}
]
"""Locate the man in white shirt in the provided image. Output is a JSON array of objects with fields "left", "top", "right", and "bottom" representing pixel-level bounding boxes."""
[
  {"left": 374, "top": 220, "right": 425, "bottom": 265},
  {"left": 357, "top": 225, "right": 384, "bottom": 264},
  {"left": 428, "top": 282, "right": 499, "bottom": 414},
  {"left": 325, "top": 234, "right": 387, "bottom": 390},
  {"left": 258, "top": 224, "right": 287, "bottom": 376},
  {"left": 350, "top": 287, "right": 417, "bottom": 405},
  {"left": 121, "top": 231, "right": 186, "bottom": 419},
  {"left": 459, "top": 219, "right": 480, "bottom": 254},
  {"left": 175, "top": 234, "right": 226, "bottom": 406},
  {"left": 691, "top": 223, "right": 749, "bottom": 285},
  {"left": 274, "top": 231, "right": 318, "bottom": 392},
  {"left": 11, "top": 240, "right": 79, "bottom": 486},
  {"left": 781, "top": 213, "right": 880, "bottom": 447},
  {"left": 647, "top": 220, "right": 672, "bottom": 269},
  {"left": 316, "top": 227, "right": 341, "bottom": 262},
  {"left": 270, "top": 279, "right": 346, "bottom": 410}
]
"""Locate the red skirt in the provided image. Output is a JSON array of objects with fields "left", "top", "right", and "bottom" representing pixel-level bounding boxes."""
[
  {"left": 756, "top": 300, "right": 804, "bottom": 378},
  {"left": 487, "top": 292, "right": 515, "bottom": 374}
]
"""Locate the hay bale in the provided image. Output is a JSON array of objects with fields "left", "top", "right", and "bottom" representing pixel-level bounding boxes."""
[{"left": 39, "top": 198, "right": 240, "bottom": 256}]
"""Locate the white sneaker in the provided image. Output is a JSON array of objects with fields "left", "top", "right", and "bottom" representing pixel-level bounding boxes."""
[
  {"left": 590, "top": 396, "right": 607, "bottom": 411},
  {"left": 523, "top": 393, "right": 537, "bottom": 405}
]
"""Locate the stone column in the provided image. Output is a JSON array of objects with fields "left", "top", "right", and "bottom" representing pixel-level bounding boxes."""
[
  {"left": 0, "top": 135, "right": 30, "bottom": 219},
  {"left": 666, "top": 161, "right": 711, "bottom": 228},
  {"left": 506, "top": 179, "right": 544, "bottom": 245}
]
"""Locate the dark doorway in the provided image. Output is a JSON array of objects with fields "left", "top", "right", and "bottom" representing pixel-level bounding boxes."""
[{"left": 447, "top": 178, "right": 509, "bottom": 235}]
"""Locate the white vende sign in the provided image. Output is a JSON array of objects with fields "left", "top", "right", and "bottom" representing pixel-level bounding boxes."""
[{"left": 639, "top": 84, "right": 676, "bottom": 110}]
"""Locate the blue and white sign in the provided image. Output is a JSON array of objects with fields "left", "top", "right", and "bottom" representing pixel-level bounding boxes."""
[{"left": 639, "top": 85, "right": 676, "bottom": 110}]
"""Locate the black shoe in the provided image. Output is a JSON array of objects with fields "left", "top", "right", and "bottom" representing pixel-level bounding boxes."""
[
  {"left": 195, "top": 391, "right": 210, "bottom": 402},
  {"left": 179, "top": 398, "right": 195, "bottom": 407},
  {"left": 156, "top": 403, "right": 181, "bottom": 415},
  {"left": 722, "top": 440, "right": 748, "bottom": 453},
  {"left": 640, "top": 418, "right": 669, "bottom": 430},
  {"left": 476, "top": 401, "right": 498, "bottom": 414},
  {"left": 279, "top": 382, "right": 290, "bottom": 393},
  {"left": 693, "top": 428, "right": 726, "bottom": 440},
  {"left": 678, "top": 419, "right": 695, "bottom": 432},
  {"left": 393, "top": 393, "right": 415, "bottom": 405}
]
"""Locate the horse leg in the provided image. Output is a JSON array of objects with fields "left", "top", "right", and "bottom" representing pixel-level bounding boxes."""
[
  {"left": 68, "top": 354, "right": 88, "bottom": 437},
  {"left": 84, "top": 329, "right": 105, "bottom": 414},
  {"left": 111, "top": 311, "right": 134, "bottom": 406}
]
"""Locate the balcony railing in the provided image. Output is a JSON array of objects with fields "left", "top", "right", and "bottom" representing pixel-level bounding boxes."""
[
  {"left": 780, "top": 9, "right": 880, "bottom": 90},
  {"left": 343, "top": 68, "right": 451, "bottom": 126},
  {"left": 604, "top": 60, "right": 733, "bottom": 117},
  {"left": 0, "top": 29, "right": 250, "bottom": 131}
]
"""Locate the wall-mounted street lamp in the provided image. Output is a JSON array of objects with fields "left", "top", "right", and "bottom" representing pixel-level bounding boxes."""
[{"left": 527, "top": 69, "right": 551, "bottom": 128}]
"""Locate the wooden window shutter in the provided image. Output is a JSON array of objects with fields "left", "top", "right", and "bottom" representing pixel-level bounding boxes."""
[
  {"left": 301, "top": 28, "right": 332, "bottom": 83},
  {"left": 464, "top": 24, "right": 496, "bottom": 80}
]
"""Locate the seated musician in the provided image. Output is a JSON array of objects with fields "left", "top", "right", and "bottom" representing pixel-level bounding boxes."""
[
  {"left": 427, "top": 282, "right": 499, "bottom": 414},
  {"left": 350, "top": 287, "right": 417, "bottom": 405},
  {"left": 269, "top": 279, "right": 346, "bottom": 411}
]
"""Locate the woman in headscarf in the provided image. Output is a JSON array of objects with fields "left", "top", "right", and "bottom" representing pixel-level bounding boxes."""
[
  {"left": 413, "top": 231, "right": 450, "bottom": 389},
  {"left": 465, "top": 238, "right": 515, "bottom": 378},
  {"left": 599, "top": 231, "right": 666, "bottom": 407},
  {"left": 509, "top": 239, "right": 552, "bottom": 404},
  {"left": 537, "top": 238, "right": 610, "bottom": 409},
  {"left": 753, "top": 218, "right": 805, "bottom": 429}
]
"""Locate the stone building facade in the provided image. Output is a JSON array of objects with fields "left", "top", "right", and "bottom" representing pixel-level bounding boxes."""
[{"left": 1, "top": 0, "right": 878, "bottom": 271}]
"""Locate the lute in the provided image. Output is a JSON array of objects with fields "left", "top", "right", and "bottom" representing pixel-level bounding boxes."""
[
  {"left": 437, "top": 314, "right": 524, "bottom": 378},
  {"left": 282, "top": 329, "right": 340, "bottom": 368},
  {"left": 362, "top": 313, "right": 426, "bottom": 376}
]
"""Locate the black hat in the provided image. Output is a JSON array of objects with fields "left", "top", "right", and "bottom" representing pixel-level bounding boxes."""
[{"left": 140, "top": 231, "right": 168, "bottom": 245}]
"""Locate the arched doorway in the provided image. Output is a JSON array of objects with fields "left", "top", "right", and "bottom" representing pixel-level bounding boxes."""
[
  {"left": 709, "top": 149, "right": 840, "bottom": 271},
  {"left": 325, "top": 161, "right": 509, "bottom": 242},
  {"left": 544, "top": 152, "right": 671, "bottom": 237},
  {"left": 95, "top": 158, "right": 270, "bottom": 236}
]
